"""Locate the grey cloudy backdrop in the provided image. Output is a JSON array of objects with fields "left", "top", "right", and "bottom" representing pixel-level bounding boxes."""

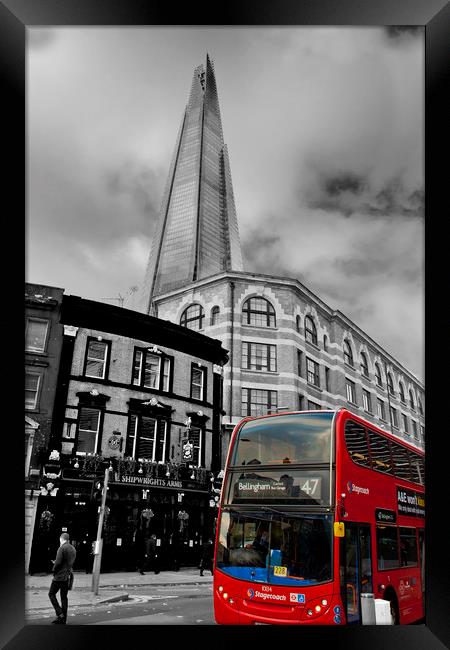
[{"left": 27, "top": 27, "right": 424, "bottom": 381}]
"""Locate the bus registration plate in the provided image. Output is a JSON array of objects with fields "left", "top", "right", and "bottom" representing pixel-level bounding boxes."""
[{"left": 273, "top": 566, "right": 287, "bottom": 576}]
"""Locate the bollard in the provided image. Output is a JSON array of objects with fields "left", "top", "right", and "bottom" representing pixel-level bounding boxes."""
[{"left": 361, "top": 593, "right": 376, "bottom": 625}]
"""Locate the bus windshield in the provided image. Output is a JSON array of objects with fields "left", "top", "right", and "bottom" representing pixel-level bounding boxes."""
[
  {"left": 216, "top": 509, "right": 333, "bottom": 586},
  {"left": 231, "top": 412, "right": 334, "bottom": 466}
]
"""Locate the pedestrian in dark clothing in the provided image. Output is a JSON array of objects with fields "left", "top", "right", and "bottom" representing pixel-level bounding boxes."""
[
  {"left": 135, "top": 529, "right": 146, "bottom": 575},
  {"left": 199, "top": 539, "right": 214, "bottom": 576},
  {"left": 146, "top": 534, "right": 160, "bottom": 574},
  {"left": 48, "top": 532, "right": 76, "bottom": 624}
]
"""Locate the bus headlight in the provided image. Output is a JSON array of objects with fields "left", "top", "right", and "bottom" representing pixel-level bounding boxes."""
[
  {"left": 307, "top": 609, "right": 313, "bottom": 616},
  {"left": 223, "top": 593, "right": 229, "bottom": 600},
  {"left": 218, "top": 586, "right": 223, "bottom": 593},
  {"left": 315, "top": 605, "right": 321, "bottom": 613},
  {"left": 321, "top": 599, "right": 328, "bottom": 607}
]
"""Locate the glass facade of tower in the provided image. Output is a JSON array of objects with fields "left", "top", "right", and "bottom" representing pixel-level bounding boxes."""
[{"left": 137, "top": 55, "right": 243, "bottom": 314}]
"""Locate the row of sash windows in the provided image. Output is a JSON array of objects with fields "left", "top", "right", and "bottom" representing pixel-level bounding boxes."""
[
  {"left": 83, "top": 338, "right": 206, "bottom": 400},
  {"left": 76, "top": 407, "right": 203, "bottom": 465}
]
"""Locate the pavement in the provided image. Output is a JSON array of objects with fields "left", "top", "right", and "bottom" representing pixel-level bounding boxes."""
[{"left": 25, "top": 568, "right": 214, "bottom": 614}]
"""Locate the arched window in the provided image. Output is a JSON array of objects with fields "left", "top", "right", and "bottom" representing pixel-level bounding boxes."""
[
  {"left": 323, "top": 335, "right": 328, "bottom": 352},
  {"left": 304, "top": 316, "right": 317, "bottom": 345},
  {"left": 180, "top": 304, "right": 204, "bottom": 331},
  {"left": 418, "top": 397, "right": 423, "bottom": 416},
  {"left": 399, "top": 382, "right": 406, "bottom": 404},
  {"left": 210, "top": 306, "right": 220, "bottom": 326},
  {"left": 375, "top": 363, "right": 383, "bottom": 387},
  {"left": 242, "top": 297, "right": 276, "bottom": 327},
  {"left": 387, "top": 373, "right": 395, "bottom": 396},
  {"left": 296, "top": 315, "right": 301, "bottom": 333},
  {"left": 360, "top": 352, "right": 369, "bottom": 377},
  {"left": 409, "top": 389, "right": 415, "bottom": 411},
  {"left": 343, "top": 340, "right": 353, "bottom": 367}
]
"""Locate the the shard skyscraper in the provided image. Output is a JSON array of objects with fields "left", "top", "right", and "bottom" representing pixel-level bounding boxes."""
[{"left": 135, "top": 54, "right": 243, "bottom": 314}]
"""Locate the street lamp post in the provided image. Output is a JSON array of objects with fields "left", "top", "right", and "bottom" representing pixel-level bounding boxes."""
[{"left": 91, "top": 467, "right": 110, "bottom": 595}]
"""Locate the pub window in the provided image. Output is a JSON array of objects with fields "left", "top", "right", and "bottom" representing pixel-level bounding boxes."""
[
  {"left": 84, "top": 338, "right": 110, "bottom": 379},
  {"left": 344, "top": 420, "right": 371, "bottom": 468},
  {"left": 367, "top": 429, "right": 393, "bottom": 474},
  {"left": 242, "top": 297, "right": 276, "bottom": 328},
  {"left": 346, "top": 378, "right": 357, "bottom": 404},
  {"left": 343, "top": 340, "right": 354, "bottom": 367},
  {"left": 391, "top": 442, "right": 412, "bottom": 481},
  {"left": 323, "top": 334, "right": 328, "bottom": 352},
  {"left": 402, "top": 413, "right": 409, "bottom": 434},
  {"left": 242, "top": 342, "right": 277, "bottom": 372},
  {"left": 304, "top": 316, "right": 317, "bottom": 345},
  {"left": 132, "top": 348, "right": 172, "bottom": 392},
  {"left": 387, "top": 373, "right": 395, "bottom": 397},
  {"left": 399, "top": 527, "right": 418, "bottom": 567},
  {"left": 242, "top": 388, "right": 278, "bottom": 417},
  {"left": 360, "top": 352, "right": 369, "bottom": 377},
  {"left": 298, "top": 394, "right": 304, "bottom": 410},
  {"left": 25, "top": 317, "right": 49, "bottom": 353},
  {"left": 362, "top": 389, "right": 372, "bottom": 413},
  {"left": 375, "top": 363, "right": 383, "bottom": 387},
  {"left": 325, "top": 367, "right": 330, "bottom": 392},
  {"left": 191, "top": 365, "right": 207, "bottom": 401},
  {"left": 297, "top": 350, "right": 303, "bottom": 377},
  {"left": 417, "top": 397, "right": 423, "bottom": 416},
  {"left": 306, "top": 357, "right": 320, "bottom": 387},
  {"left": 390, "top": 406, "right": 399, "bottom": 429},
  {"left": 296, "top": 315, "right": 301, "bottom": 333},
  {"left": 411, "top": 420, "right": 418, "bottom": 438},
  {"left": 399, "top": 382, "right": 406, "bottom": 404},
  {"left": 307, "top": 400, "right": 321, "bottom": 410},
  {"left": 77, "top": 407, "right": 102, "bottom": 454},
  {"left": 377, "top": 398, "right": 385, "bottom": 421},
  {"left": 180, "top": 304, "right": 205, "bottom": 331},
  {"left": 188, "top": 426, "right": 204, "bottom": 467},
  {"left": 25, "top": 370, "right": 41, "bottom": 410},
  {"left": 125, "top": 414, "right": 168, "bottom": 462},
  {"left": 211, "top": 306, "right": 220, "bottom": 326},
  {"left": 409, "top": 389, "right": 416, "bottom": 411},
  {"left": 376, "top": 525, "right": 399, "bottom": 570}
]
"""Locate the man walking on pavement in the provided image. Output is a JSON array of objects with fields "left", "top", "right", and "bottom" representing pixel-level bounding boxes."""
[
  {"left": 199, "top": 539, "right": 214, "bottom": 576},
  {"left": 48, "top": 532, "right": 76, "bottom": 624}
]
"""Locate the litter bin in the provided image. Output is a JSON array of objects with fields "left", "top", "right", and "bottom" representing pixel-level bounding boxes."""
[
  {"left": 361, "top": 593, "right": 376, "bottom": 625},
  {"left": 374, "top": 598, "right": 394, "bottom": 625}
]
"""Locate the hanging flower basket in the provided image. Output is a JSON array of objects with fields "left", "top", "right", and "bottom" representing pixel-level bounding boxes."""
[{"left": 39, "top": 509, "right": 54, "bottom": 532}]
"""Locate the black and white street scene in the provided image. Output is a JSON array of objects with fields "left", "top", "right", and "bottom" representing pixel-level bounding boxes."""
[{"left": 25, "top": 26, "right": 424, "bottom": 626}]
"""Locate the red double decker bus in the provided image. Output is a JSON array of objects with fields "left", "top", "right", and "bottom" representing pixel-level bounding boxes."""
[{"left": 213, "top": 408, "right": 425, "bottom": 625}]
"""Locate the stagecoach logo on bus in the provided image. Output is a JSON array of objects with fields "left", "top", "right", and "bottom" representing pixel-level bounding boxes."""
[
  {"left": 397, "top": 488, "right": 425, "bottom": 517},
  {"left": 346, "top": 481, "right": 369, "bottom": 495},
  {"left": 246, "top": 588, "right": 287, "bottom": 602}
]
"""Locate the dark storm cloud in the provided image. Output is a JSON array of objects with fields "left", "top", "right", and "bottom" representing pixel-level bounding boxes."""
[
  {"left": 27, "top": 29, "right": 57, "bottom": 49},
  {"left": 385, "top": 26, "right": 424, "bottom": 40},
  {"left": 105, "top": 161, "right": 165, "bottom": 226},
  {"left": 304, "top": 169, "right": 424, "bottom": 218}
]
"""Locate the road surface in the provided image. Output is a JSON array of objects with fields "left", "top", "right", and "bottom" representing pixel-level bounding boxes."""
[{"left": 27, "top": 583, "right": 216, "bottom": 625}]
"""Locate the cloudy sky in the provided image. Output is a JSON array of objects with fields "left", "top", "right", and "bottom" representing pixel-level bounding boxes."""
[{"left": 27, "top": 27, "right": 424, "bottom": 380}]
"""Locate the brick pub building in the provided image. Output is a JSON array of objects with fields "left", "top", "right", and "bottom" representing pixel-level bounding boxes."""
[{"left": 29, "top": 294, "right": 227, "bottom": 573}]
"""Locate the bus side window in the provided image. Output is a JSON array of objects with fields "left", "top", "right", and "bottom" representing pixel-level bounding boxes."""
[{"left": 399, "top": 527, "right": 418, "bottom": 566}]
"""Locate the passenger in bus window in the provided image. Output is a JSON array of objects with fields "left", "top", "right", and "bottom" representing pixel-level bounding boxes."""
[{"left": 400, "top": 540, "right": 408, "bottom": 566}]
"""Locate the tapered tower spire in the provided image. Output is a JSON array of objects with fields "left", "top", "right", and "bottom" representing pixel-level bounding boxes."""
[{"left": 135, "top": 55, "right": 243, "bottom": 314}]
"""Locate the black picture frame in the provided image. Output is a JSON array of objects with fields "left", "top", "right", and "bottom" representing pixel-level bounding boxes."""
[{"left": 3, "top": 0, "right": 448, "bottom": 648}]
